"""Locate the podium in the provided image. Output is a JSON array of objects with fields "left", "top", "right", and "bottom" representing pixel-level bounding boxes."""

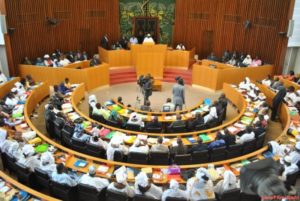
[{"left": 131, "top": 44, "right": 167, "bottom": 79}]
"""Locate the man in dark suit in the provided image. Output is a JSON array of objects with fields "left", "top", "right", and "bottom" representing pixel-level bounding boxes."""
[
  {"left": 146, "top": 116, "right": 162, "bottom": 131},
  {"left": 101, "top": 34, "right": 109, "bottom": 50},
  {"left": 142, "top": 75, "right": 153, "bottom": 105},
  {"left": 189, "top": 138, "right": 208, "bottom": 153}
]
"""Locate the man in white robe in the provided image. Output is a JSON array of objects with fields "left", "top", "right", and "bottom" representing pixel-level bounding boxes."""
[
  {"left": 134, "top": 172, "right": 162, "bottom": 200},
  {"left": 79, "top": 166, "right": 109, "bottom": 192},
  {"left": 214, "top": 170, "right": 238, "bottom": 195},
  {"left": 162, "top": 179, "right": 188, "bottom": 201}
]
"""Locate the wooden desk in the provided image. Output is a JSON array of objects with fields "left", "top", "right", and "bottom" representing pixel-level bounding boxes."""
[
  {"left": 152, "top": 79, "right": 162, "bottom": 91},
  {"left": 19, "top": 63, "right": 109, "bottom": 91},
  {"left": 0, "top": 77, "right": 20, "bottom": 99},
  {"left": 192, "top": 60, "right": 274, "bottom": 91}
]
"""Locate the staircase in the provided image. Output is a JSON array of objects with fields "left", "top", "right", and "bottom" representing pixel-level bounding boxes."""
[
  {"left": 163, "top": 68, "right": 193, "bottom": 85},
  {"left": 109, "top": 67, "right": 137, "bottom": 85}
]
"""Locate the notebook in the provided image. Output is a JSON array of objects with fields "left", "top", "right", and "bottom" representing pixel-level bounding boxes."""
[{"left": 74, "top": 159, "right": 88, "bottom": 168}]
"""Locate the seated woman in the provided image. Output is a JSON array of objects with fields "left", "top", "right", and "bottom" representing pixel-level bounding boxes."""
[
  {"left": 162, "top": 179, "right": 188, "bottom": 201},
  {"left": 214, "top": 170, "right": 238, "bottom": 196},
  {"left": 107, "top": 170, "right": 134, "bottom": 197},
  {"left": 186, "top": 168, "right": 214, "bottom": 201},
  {"left": 140, "top": 100, "right": 152, "bottom": 112},
  {"left": 241, "top": 54, "right": 252, "bottom": 67},
  {"left": 134, "top": 172, "right": 163, "bottom": 200},
  {"left": 250, "top": 56, "right": 262, "bottom": 67}
]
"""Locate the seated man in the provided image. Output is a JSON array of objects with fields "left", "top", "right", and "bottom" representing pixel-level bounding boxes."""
[
  {"left": 107, "top": 170, "right": 134, "bottom": 197},
  {"left": 127, "top": 112, "right": 143, "bottom": 127},
  {"left": 280, "top": 156, "right": 299, "bottom": 182},
  {"left": 189, "top": 138, "right": 208, "bottom": 153},
  {"left": 150, "top": 137, "right": 169, "bottom": 153},
  {"left": 171, "top": 138, "right": 188, "bottom": 155},
  {"left": 207, "top": 133, "right": 226, "bottom": 150},
  {"left": 146, "top": 116, "right": 162, "bottom": 131},
  {"left": 38, "top": 151, "right": 56, "bottom": 176},
  {"left": 143, "top": 33, "right": 155, "bottom": 44},
  {"left": 162, "top": 98, "right": 175, "bottom": 112},
  {"left": 169, "top": 114, "right": 186, "bottom": 129},
  {"left": 79, "top": 166, "right": 109, "bottom": 192},
  {"left": 207, "top": 52, "right": 218, "bottom": 61},
  {"left": 129, "top": 139, "right": 149, "bottom": 154},
  {"left": 204, "top": 101, "right": 218, "bottom": 123},
  {"left": 236, "top": 126, "right": 255, "bottom": 144},
  {"left": 92, "top": 103, "right": 110, "bottom": 120},
  {"left": 188, "top": 112, "right": 204, "bottom": 131},
  {"left": 51, "top": 163, "right": 77, "bottom": 187},
  {"left": 89, "top": 136, "right": 108, "bottom": 150}
]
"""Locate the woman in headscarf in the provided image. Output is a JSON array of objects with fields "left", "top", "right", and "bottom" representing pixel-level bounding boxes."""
[
  {"left": 214, "top": 170, "right": 238, "bottom": 196},
  {"left": 107, "top": 170, "right": 135, "bottom": 197},
  {"left": 271, "top": 86, "right": 287, "bottom": 121},
  {"left": 186, "top": 168, "right": 215, "bottom": 201},
  {"left": 242, "top": 55, "right": 252, "bottom": 67},
  {"left": 106, "top": 140, "right": 128, "bottom": 161},
  {"left": 162, "top": 179, "right": 188, "bottom": 201},
  {"left": 38, "top": 151, "right": 56, "bottom": 176},
  {"left": 134, "top": 172, "right": 162, "bottom": 200},
  {"left": 17, "top": 144, "right": 40, "bottom": 172}
]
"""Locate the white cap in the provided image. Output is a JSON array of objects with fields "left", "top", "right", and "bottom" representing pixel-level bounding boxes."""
[
  {"left": 135, "top": 172, "right": 148, "bottom": 187},
  {"left": 40, "top": 152, "right": 54, "bottom": 164},
  {"left": 44, "top": 54, "right": 50, "bottom": 59}
]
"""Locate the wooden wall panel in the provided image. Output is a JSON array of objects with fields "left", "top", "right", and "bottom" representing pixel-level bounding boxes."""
[
  {"left": 173, "top": 0, "right": 294, "bottom": 74},
  {"left": 4, "top": 0, "right": 120, "bottom": 75}
]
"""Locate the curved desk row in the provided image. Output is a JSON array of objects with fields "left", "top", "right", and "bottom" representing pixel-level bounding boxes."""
[
  {"left": 0, "top": 78, "right": 20, "bottom": 99},
  {"left": 23, "top": 82, "right": 291, "bottom": 184},
  {"left": 192, "top": 60, "right": 274, "bottom": 91},
  {"left": 0, "top": 171, "right": 59, "bottom": 201},
  {"left": 75, "top": 83, "right": 247, "bottom": 137},
  {"left": 18, "top": 62, "right": 109, "bottom": 91}
]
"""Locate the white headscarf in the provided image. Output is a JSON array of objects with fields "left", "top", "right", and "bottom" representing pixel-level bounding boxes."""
[
  {"left": 22, "top": 144, "right": 35, "bottom": 157},
  {"left": 116, "top": 171, "right": 127, "bottom": 185},
  {"left": 88, "top": 95, "right": 97, "bottom": 105},
  {"left": 135, "top": 172, "right": 149, "bottom": 188},
  {"left": 223, "top": 171, "right": 237, "bottom": 190},
  {"left": 8, "top": 141, "right": 19, "bottom": 155},
  {"left": 195, "top": 168, "right": 210, "bottom": 180},
  {"left": 40, "top": 152, "right": 55, "bottom": 165}
]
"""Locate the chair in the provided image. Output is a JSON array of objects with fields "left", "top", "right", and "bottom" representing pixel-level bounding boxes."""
[
  {"left": 227, "top": 144, "right": 243, "bottom": 159},
  {"left": 166, "top": 197, "right": 188, "bottom": 201},
  {"left": 169, "top": 125, "right": 187, "bottom": 133},
  {"left": 285, "top": 170, "right": 299, "bottom": 190},
  {"left": 256, "top": 133, "right": 266, "bottom": 149},
  {"left": 106, "top": 189, "right": 129, "bottom": 201},
  {"left": 61, "top": 124, "right": 74, "bottom": 147},
  {"left": 239, "top": 193, "right": 261, "bottom": 201},
  {"left": 89, "top": 104, "right": 93, "bottom": 118},
  {"left": 86, "top": 142, "right": 106, "bottom": 158},
  {"left": 210, "top": 146, "right": 227, "bottom": 162},
  {"left": 207, "top": 118, "right": 218, "bottom": 128},
  {"left": 216, "top": 188, "right": 240, "bottom": 201},
  {"left": 191, "top": 150, "right": 210, "bottom": 164},
  {"left": 126, "top": 123, "right": 141, "bottom": 131},
  {"left": 78, "top": 183, "right": 106, "bottom": 201},
  {"left": 34, "top": 168, "right": 50, "bottom": 190},
  {"left": 106, "top": 119, "right": 120, "bottom": 128},
  {"left": 45, "top": 119, "right": 55, "bottom": 138},
  {"left": 53, "top": 117, "right": 65, "bottom": 140},
  {"left": 194, "top": 124, "right": 206, "bottom": 131},
  {"left": 114, "top": 150, "right": 124, "bottom": 162},
  {"left": 145, "top": 127, "right": 162, "bottom": 133},
  {"left": 242, "top": 139, "right": 257, "bottom": 155},
  {"left": 6, "top": 152, "right": 17, "bottom": 173},
  {"left": 0, "top": 151, "right": 8, "bottom": 171},
  {"left": 92, "top": 114, "right": 106, "bottom": 123},
  {"left": 15, "top": 162, "right": 35, "bottom": 187},
  {"left": 49, "top": 180, "right": 78, "bottom": 201},
  {"left": 128, "top": 152, "right": 148, "bottom": 164},
  {"left": 173, "top": 154, "right": 191, "bottom": 165},
  {"left": 149, "top": 152, "right": 169, "bottom": 165},
  {"left": 133, "top": 194, "right": 160, "bottom": 201},
  {"left": 71, "top": 138, "right": 87, "bottom": 153}
]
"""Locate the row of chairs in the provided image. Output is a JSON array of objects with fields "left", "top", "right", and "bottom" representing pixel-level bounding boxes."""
[
  {"left": 90, "top": 110, "right": 224, "bottom": 133},
  {"left": 2, "top": 149, "right": 299, "bottom": 201},
  {"left": 48, "top": 116, "right": 266, "bottom": 165}
]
